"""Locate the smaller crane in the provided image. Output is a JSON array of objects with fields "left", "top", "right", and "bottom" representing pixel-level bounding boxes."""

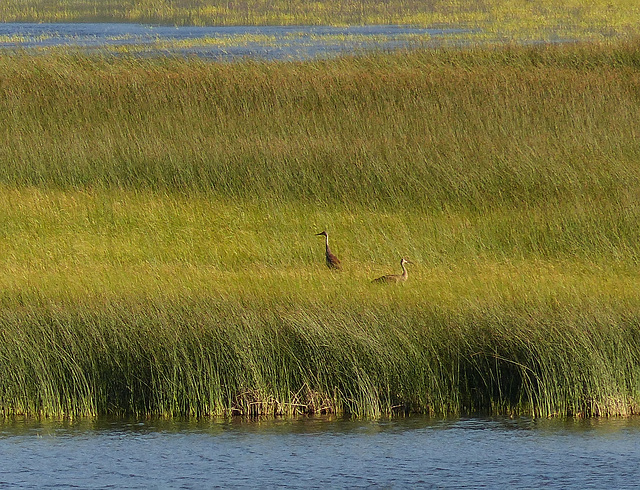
[
  {"left": 373, "top": 258, "right": 412, "bottom": 284},
  {"left": 315, "top": 231, "right": 341, "bottom": 270}
]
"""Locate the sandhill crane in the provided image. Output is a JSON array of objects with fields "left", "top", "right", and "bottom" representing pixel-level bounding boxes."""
[
  {"left": 373, "top": 258, "right": 412, "bottom": 284},
  {"left": 315, "top": 230, "right": 341, "bottom": 270}
]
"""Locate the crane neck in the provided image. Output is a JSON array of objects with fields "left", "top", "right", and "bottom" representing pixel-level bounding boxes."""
[{"left": 401, "top": 261, "right": 408, "bottom": 279}]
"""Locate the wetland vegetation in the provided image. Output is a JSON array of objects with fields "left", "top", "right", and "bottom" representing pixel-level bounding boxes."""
[
  {"left": 1, "top": 38, "right": 640, "bottom": 418},
  {"left": 1, "top": 0, "right": 639, "bottom": 44}
]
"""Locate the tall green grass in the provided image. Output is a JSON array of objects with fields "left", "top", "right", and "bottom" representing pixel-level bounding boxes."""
[
  {"left": 2, "top": 41, "right": 640, "bottom": 211},
  {"left": 1, "top": 41, "right": 640, "bottom": 418},
  {"left": 2, "top": 291, "right": 640, "bottom": 418}
]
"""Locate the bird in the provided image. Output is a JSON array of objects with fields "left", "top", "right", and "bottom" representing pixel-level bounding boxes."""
[
  {"left": 373, "top": 257, "right": 413, "bottom": 284},
  {"left": 315, "top": 230, "right": 341, "bottom": 270}
]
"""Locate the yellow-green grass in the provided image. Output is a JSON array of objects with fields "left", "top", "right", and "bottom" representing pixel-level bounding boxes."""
[
  {"left": 1, "top": 41, "right": 640, "bottom": 418},
  {"left": 0, "top": 1, "right": 639, "bottom": 46}
]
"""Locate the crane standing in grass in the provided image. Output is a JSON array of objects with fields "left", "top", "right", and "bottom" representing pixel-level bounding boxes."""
[
  {"left": 373, "top": 257, "right": 413, "bottom": 284},
  {"left": 315, "top": 230, "right": 341, "bottom": 270}
]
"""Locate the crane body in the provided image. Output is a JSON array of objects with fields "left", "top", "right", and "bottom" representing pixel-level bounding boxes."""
[{"left": 315, "top": 231, "right": 341, "bottom": 270}]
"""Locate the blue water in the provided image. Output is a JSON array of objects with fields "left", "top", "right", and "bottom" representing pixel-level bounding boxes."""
[
  {"left": 0, "top": 22, "right": 470, "bottom": 60},
  {"left": 1, "top": 416, "right": 639, "bottom": 488}
]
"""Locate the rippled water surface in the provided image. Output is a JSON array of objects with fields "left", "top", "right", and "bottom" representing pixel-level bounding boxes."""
[
  {"left": 2, "top": 416, "right": 640, "bottom": 488},
  {"left": 0, "top": 22, "right": 472, "bottom": 60}
]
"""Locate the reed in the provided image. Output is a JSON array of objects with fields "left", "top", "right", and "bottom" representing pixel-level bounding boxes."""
[
  {"left": 1, "top": 41, "right": 640, "bottom": 417},
  {"left": 2, "top": 291, "right": 640, "bottom": 418}
]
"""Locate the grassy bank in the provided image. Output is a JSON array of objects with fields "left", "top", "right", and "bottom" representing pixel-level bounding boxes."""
[
  {"left": 1, "top": 189, "right": 640, "bottom": 418},
  {"left": 1, "top": 41, "right": 640, "bottom": 417}
]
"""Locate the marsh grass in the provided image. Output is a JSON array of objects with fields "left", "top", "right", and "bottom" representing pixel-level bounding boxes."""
[
  {"left": 2, "top": 290, "right": 640, "bottom": 418},
  {"left": 2, "top": 41, "right": 640, "bottom": 210},
  {"left": 1, "top": 188, "right": 640, "bottom": 418},
  {"left": 1, "top": 41, "right": 640, "bottom": 417}
]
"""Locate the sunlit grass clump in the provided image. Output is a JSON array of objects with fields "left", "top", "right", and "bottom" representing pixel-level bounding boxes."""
[{"left": 1, "top": 40, "right": 640, "bottom": 418}]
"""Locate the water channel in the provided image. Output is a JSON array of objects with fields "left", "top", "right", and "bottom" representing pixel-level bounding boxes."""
[
  {"left": 2, "top": 415, "right": 640, "bottom": 488},
  {"left": 0, "top": 22, "right": 473, "bottom": 60}
]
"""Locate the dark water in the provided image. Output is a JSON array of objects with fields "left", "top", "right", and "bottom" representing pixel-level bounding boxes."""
[
  {"left": 1, "top": 416, "right": 640, "bottom": 488},
  {"left": 0, "top": 23, "right": 470, "bottom": 60}
]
